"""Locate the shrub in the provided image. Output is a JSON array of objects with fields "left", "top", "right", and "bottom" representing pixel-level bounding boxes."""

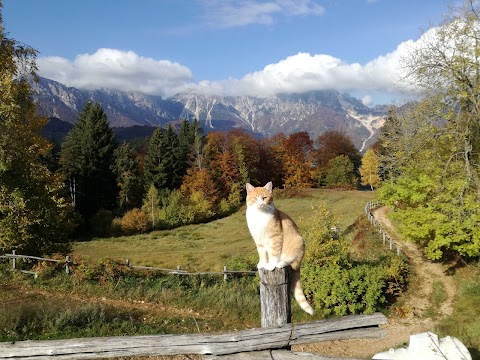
[
  {"left": 111, "top": 217, "right": 123, "bottom": 237},
  {"left": 89, "top": 209, "right": 113, "bottom": 237},
  {"left": 301, "top": 204, "right": 408, "bottom": 316},
  {"left": 120, "top": 208, "right": 150, "bottom": 235},
  {"left": 302, "top": 263, "right": 386, "bottom": 316}
]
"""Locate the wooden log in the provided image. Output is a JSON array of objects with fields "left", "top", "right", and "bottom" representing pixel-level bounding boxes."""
[
  {"left": 259, "top": 267, "right": 291, "bottom": 328},
  {"left": 0, "top": 313, "right": 386, "bottom": 359}
]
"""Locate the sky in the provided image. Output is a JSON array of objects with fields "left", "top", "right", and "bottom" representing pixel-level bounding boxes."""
[{"left": 4, "top": 0, "right": 453, "bottom": 106}]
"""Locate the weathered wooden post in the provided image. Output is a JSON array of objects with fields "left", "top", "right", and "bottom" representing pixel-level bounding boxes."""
[
  {"left": 11, "top": 250, "right": 16, "bottom": 269},
  {"left": 258, "top": 267, "right": 291, "bottom": 328},
  {"left": 65, "top": 256, "right": 70, "bottom": 274}
]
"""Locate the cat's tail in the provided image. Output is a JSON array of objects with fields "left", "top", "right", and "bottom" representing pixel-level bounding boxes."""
[{"left": 291, "top": 269, "right": 314, "bottom": 315}]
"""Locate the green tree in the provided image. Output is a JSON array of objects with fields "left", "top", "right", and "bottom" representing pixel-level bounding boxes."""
[
  {"left": 359, "top": 148, "right": 381, "bottom": 190},
  {"left": 59, "top": 102, "right": 118, "bottom": 220},
  {"left": 114, "top": 142, "right": 143, "bottom": 211},
  {"left": 324, "top": 155, "right": 357, "bottom": 189},
  {"left": 144, "top": 125, "right": 183, "bottom": 190},
  {"left": 0, "top": 3, "right": 74, "bottom": 255},
  {"left": 378, "top": 0, "right": 480, "bottom": 259},
  {"left": 142, "top": 184, "right": 160, "bottom": 228}
]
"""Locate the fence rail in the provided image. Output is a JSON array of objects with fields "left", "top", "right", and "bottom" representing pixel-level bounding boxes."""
[
  {"left": 0, "top": 250, "right": 256, "bottom": 280},
  {"left": 365, "top": 200, "right": 403, "bottom": 256},
  {"left": 0, "top": 312, "right": 387, "bottom": 359}
]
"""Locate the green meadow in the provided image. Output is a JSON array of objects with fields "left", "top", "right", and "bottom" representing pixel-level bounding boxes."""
[{"left": 73, "top": 189, "right": 375, "bottom": 271}]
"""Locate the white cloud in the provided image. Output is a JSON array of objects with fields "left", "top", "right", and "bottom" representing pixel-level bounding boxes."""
[
  {"left": 187, "top": 40, "right": 415, "bottom": 99},
  {"left": 37, "top": 29, "right": 430, "bottom": 104},
  {"left": 37, "top": 48, "right": 193, "bottom": 97},
  {"left": 201, "top": 0, "right": 325, "bottom": 28}
]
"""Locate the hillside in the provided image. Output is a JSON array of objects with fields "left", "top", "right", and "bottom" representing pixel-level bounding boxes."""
[{"left": 32, "top": 77, "right": 388, "bottom": 150}]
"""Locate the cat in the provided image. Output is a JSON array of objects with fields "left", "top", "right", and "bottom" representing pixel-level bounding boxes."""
[{"left": 245, "top": 181, "right": 314, "bottom": 315}]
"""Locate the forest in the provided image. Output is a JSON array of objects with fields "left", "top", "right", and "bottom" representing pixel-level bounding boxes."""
[{"left": 1, "top": 0, "right": 480, "bottom": 266}]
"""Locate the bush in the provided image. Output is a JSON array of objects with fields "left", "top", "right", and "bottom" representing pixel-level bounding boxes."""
[
  {"left": 301, "top": 204, "right": 408, "bottom": 316},
  {"left": 89, "top": 209, "right": 113, "bottom": 237},
  {"left": 302, "top": 263, "right": 386, "bottom": 316},
  {"left": 120, "top": 208, "right": 150, "bottom": 235},
  {"left": 72, "top": 258, "right": 133, "bottom": 284}
]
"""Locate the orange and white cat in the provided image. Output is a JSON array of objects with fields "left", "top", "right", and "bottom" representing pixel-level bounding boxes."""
[{"left": 246, "top": 181, "right": 314, "bottom": 315}]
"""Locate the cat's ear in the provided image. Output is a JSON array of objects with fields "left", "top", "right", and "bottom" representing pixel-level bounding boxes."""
[
  {"left": 246, "top": 183, "right": 255, "bottom": 194},
  {"left": 264, "top": 181, "right": 273, "bottom": 193}
]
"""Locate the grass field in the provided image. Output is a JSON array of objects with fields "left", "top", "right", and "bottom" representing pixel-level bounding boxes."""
[
  {"left": 73, "top": 189, "right": 376, "bottom": 271},
  {"left": 2, "top": 188, "right": 480, "bottom": 358}
]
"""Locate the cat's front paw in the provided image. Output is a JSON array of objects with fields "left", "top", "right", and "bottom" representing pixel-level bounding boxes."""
[
  {"left": 263, "top": 262, "right": 276, "bottom": 271},
  {"left": 257, "top": 262, "right": 266, "bottom": 270},
  {"left": 275, "top": 261, "right": 287, "bottom": 269}
]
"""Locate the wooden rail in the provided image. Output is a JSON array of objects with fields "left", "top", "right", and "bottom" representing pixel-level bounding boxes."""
[
  {"left": 0, "top": 313, "right": 386, "bottom": 359},
  {"left": 1, "top": 252, "right": 256, "bottom": 279},
  {"left": 365, "top": 200, "right": 403, "bottom": 256}
]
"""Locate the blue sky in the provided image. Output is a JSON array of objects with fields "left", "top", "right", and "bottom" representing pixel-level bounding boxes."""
[{"left": 4, "top": 0, "right": 451, "bottom": 106}]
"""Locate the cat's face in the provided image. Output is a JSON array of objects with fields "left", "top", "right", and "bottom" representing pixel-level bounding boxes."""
[{"left": 246, "top": 182, "right": 274, "bottom": 211}]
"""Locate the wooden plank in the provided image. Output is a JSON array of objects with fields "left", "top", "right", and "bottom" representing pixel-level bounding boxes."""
[{"left": 0, "top": 313, "right": 386, "bottom": 359}]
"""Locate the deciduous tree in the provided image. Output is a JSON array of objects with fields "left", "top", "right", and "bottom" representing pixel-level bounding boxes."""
[
  {"left": 379, "top": 1, "right": 480, "bottom": 259},
  {"left": 359, "top": 148, "right": 381, "bottom": 190},
  {"left": 0, "top": 3, "right": 73, "bottom": 254},
  {"left": 281, "top": 132, "right": 314, "bottom": 188}
]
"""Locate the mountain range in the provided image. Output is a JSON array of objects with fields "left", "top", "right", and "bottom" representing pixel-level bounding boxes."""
[{"left": 32, "top": 77, "right": 388, "bottom": 150}]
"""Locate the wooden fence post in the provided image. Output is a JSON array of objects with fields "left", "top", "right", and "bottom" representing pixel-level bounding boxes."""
[
  {"left": 259, "top": 267, "right": 291, "bottom": 329},
  {"left": 223, "top": 266, "right": 228, "bottom": 281},
  {"left": 65, "top": 256, "right": 70, "bottom": 274},
  {"left": 12, "top": 250, "right": 16, "bottom": 269}
]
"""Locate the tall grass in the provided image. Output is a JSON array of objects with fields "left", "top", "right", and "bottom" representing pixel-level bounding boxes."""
[{"left": 0, "top": 267, "right": 261, "bottom": 341}]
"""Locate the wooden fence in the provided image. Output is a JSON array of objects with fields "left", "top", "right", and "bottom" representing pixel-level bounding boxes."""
[
  {"left": 365, "top": 200, "right": 402, "bottom": 256},
  {"left": 0, "top": 267, "right": 387, "bottom": 359},
  {"left": 0, "top": 311, "right": 386, "bottom": 359},
  {"left": 0, "top": 250, "right": 256, "bottom": 280},
  {"left": 0, "top": 203, "right": 393, "bottom": 359}
]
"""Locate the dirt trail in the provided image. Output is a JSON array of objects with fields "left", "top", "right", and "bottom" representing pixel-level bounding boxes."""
[{"left": 293, "top": 206, "right": 457, "bottom": 359}]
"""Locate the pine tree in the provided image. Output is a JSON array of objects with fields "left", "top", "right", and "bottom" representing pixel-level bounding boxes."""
[
  {"left": 0, "top": 2, "right": 74, "bottom": 255},
  {"left": 144, "top": 125, "right": 183, "bottom": 190},
  {"left": 59, "top": 102, "right": 118, "bottom": 220},
  {"left": 114, "top": 142, "right": 143, "bottom": 211}
]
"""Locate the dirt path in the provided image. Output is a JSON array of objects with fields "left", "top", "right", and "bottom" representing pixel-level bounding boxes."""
[{"left": 293, "top": 206, "right": 457, "bottom": 359}]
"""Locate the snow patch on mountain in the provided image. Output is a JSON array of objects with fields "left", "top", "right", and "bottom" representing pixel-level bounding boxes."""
[{"left": 346, "top": 110, "right": 385, "bottom": 151}]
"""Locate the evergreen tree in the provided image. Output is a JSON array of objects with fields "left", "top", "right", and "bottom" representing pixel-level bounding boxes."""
[
  {"left": 0, "top": 2, "right": 74, "bottom": 255},
  {"left": 144, "top": 125, "right": 183, "bottom": 190},
  {"left": 114, "top": 142, "right": 143, "bottom": 211},
  {"left": 178, "top": 119, "right": 192, "bottom": 173},
  {"left": 59, "top": 102, "right": 118, "bottom": 220}
]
